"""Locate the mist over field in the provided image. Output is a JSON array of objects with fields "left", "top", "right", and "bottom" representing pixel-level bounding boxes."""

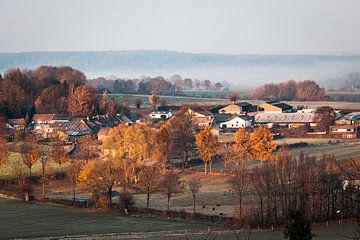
[{"left": 1, "top": 51, "right": 360, "bottom": 89}]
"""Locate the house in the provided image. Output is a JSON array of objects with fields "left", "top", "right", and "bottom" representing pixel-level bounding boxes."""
[
  {"left": 329, "top": 125, "right": 359, "bottom": 139},
  {"left": 32, "top": 114, "right": 72, "bottom": 124},
  {"left": 254, "top": 112, "right": 315, "bottom": 128},
  {"left": 187, "top": 108, "right": 214, "bottom": 128},
  {"left": 335, "top": 112, "right": 360, "bottom": 125},
  {"left": 259, "top": 101, "right": 293, "bottom": 113},
  {"left": 149, "top": 110, "right": 172, "bottom": 119},
  {"left": 219, "top": 115, "right": 253, "bottom": 129},
  {"left": 6, "top": 118, "right": 26, "bottom": 131},
  {"left": 218, "top": 102, "right": 255, "bottom": 115}
]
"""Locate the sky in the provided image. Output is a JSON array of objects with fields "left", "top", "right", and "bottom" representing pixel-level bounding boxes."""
[{"left": 1, "top": 0, "right": 360, "bottom": 54}]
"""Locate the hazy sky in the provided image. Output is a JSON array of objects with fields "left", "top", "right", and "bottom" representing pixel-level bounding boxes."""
[{"left": 1, "top": 0, "right": 360, "bottom": 54}]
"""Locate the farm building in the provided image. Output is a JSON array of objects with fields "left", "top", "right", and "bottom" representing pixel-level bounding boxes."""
[
  {"left": 187, "top": 108, "right": 214, "bottom": 128},
  {"left": 329, "top": 125, "right": 360, "bottom": 139},
  {"left": 149, "top": 110, "right": 172, "bottom": 119},
  {"left": 6, "top": 118, "right": 26, "bottom": 131},
  {"left": 335, "top": 112, "right": 360, "bottom": 125},
  {"left": 32, "top": 114, "right": 71, "bottom": 124},
  {"left": 254, "top": 112, "right": 315, "bottom": 128},
  {"left": 259, "top": 101, "right": 293, "bottom": 113},
  {"left": 218, "top": 102, "right": 255, "bottom": 114},
  {"left": 219, "top": 115, "right": 253, "bottom": 129}
]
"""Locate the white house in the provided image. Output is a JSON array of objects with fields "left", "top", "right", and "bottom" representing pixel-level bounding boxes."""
[
  {"left": 149, "top": 110, "right": 172, "bottom": 119},
  {"left": 219, "top": 116, "right": 252, "bottom": 129}
]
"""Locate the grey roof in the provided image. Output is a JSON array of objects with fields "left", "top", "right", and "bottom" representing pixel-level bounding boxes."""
[
  {"left": 255, "top": 113, "right": 315, "bottom": 123},
  {"left": 272, "top": 103, "right": 293, "bottom": 111},
  {"left": 235, "top": 101, "right": 251, "bottom": 107},
  {"left": 341, "top": 112, "right": 360, "bottom": 121}
]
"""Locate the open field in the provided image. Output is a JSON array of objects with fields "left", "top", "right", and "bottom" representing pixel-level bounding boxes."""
[
  {"left": 108, "top": 93, "right": 360, "bottom": 110},
  {"left": 0, "top": 198, "right": 357, "bottom": 240},
  {"left": 0, "top": 198, "right": 211, "bottom": 239},
  {"left": 108, "top": 93, "right": 227, "bottom": 108}
]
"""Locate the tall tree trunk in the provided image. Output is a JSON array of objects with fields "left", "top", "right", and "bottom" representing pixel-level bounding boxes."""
[
  {"left": 209, "top": 160, "right": 212, "bottom": 173},
  {"left": 42, "top": 181, "right": 45, "bottom": 198},
  {"left": 204, "top": 162, "right": 207, "bottom": 174},
  {"left": 193, "top": 194, "right": 196, "bottom": 214},
  {"left": 147, "top": 192, "right": 150, "bottom": 209},
  {"left": 238, "top": 195, "right": 242, "bottom": 220},
  {"left": 167, "top": 195, "right": 170, "bottom": 212},
  {"left": 73, "top": 184, "right": 76, "bottom": 204}
]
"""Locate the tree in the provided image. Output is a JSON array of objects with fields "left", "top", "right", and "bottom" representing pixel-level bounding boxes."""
[
  {"left": 68, "top": 160, "right": 84, "bottom": 204},
  {"left": 314, "top": 106, "right": 336, "bottom": 133},
  {"left": 214, "top": 82, "right": 222, "bottom": 90},
  {"left": 196, "top": 127, "right": 219, "bottom": 174},
  {"left": 39, "top": 146, "right": 50, "bottom": 198},
  {"left": 159, "top": 171, "right": 184, "bottom": 212},
  {"left": 34, "top": 85, "right": 68, "bottom": 114},
  {"left": 0, "top": 138, "right": 9, "bottom": 167},
  {"left": 137, "top": 166, "right": 160, "bottom": 209},
  {"left": 135, "top": 97, "right": 143, "bottom": 109},
  {"left": 78, "top": 159, "right": 120, "bottom": 206},
  {"left": 101, "top": 89, "right": 108, "bottom": 113},
  {"left": 284, "top": 208, "right": 313, "bottom": 240},
  {"left": 233, "top": 128, "right": 253, "bottom": 165},
  {"left": 21, "top": 137, "right": 40, "bottom": 179},
  {"left": 149, "top": 90, "right": 161, "bottom": 109},
  {"left": 227, "top": 93, "right": 240, "bottom": 102},
  {"left": 168, "top": 108, "right": 195, "bottom": 168},
  {"left": 153, "top": 124, "right": 172, "bottom": 172},
  {"left": 228, "top": 166, "right": 248, "bottom": 221},
  {"left": 103, "top": 124, "right": 155, "bottom": 183},
  {"left": 68, "top": 85, "right": 98, "bottom": 116},
  {"left": 203, "top": 80, "right": 211, "bottom": 90},
  {"left": 250, "top": 126, "right": 276, "bottom": 162},
  {"left": 51, "top": 143, "right": 69, "bottom": 175},
  {"left": 186, "top": 173, "right": 202, "bottom": 214}
]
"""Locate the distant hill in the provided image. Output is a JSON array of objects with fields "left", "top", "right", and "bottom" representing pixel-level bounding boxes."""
[{"left": 1, "top": 50, "right": 360, "bottom": 88}]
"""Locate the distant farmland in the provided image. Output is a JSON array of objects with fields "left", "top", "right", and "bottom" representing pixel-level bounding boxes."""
[{"left": 108, "top": 93, "right": 360, "bottom": 110}]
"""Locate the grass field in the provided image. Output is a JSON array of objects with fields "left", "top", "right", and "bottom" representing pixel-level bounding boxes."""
[
  {"left": 109, "top": 93, "right": 227, "bottom": 108},
  {"left": 0, "top": 198, "right": 357, "bottom": 239},
  {"left": 109, "top": 93, "right": 360, "bottom": 110}
]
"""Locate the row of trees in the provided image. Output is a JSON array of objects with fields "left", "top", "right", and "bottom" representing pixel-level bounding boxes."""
[
  {"left": 0, "top": 66, "right": 133, "bottom": 118},
  {"left": 90, "top": 76, "right": 177, "bottom": 95},
  {"left": 0, "top": 66, "right": 97, "bottom": 118},
  {"left": 251, "top": 80, "right": 328, "bottom": 101}
]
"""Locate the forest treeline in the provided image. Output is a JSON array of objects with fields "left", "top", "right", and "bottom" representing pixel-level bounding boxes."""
[
  {"left": 88, "top": 75, "right": 224, "bottom": 95},
  {"left": 251, "top": 80, "right": 328, "bottom": 101}
]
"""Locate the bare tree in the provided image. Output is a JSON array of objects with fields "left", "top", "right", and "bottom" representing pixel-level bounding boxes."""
[
  {"left": 68, "top": 160, "right": 84, "bottom": 204},
  {"left": 39, "top": 146, "right": 51, "bottom": 198},
  {"left": 137, "top": 166, "right": 161, "bottom": 209},
  {"left": 227, "top": 162, "right": 248, "bottom": 221},
  {"left": 186, "top": 173, "right": 202, "bottom": 214},
  {"left": 159, "top": 171, "right": 184, "bottom": 212}
]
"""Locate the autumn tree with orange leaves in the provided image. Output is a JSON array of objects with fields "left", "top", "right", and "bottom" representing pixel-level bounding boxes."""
[
  {"left": 153, "top": 124, "right": 172, "bottom": 172},
  {"left": 21, "top": 137, "right": 40, "bottom": 179},
  {"left": 103, "top": 124, "right": 156, "bottom": 183},
  {"left": 0, "top": 137, "right": 9, "bottom": 167},
  {"left": 149, "top": 90, "right": 161, "bottom": 109},
  {"left": 250, "top": 126, "right": 276, "bottom": 162},
  {"left": 196, "top": 126, "right": 219, "bottom": 174}
]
